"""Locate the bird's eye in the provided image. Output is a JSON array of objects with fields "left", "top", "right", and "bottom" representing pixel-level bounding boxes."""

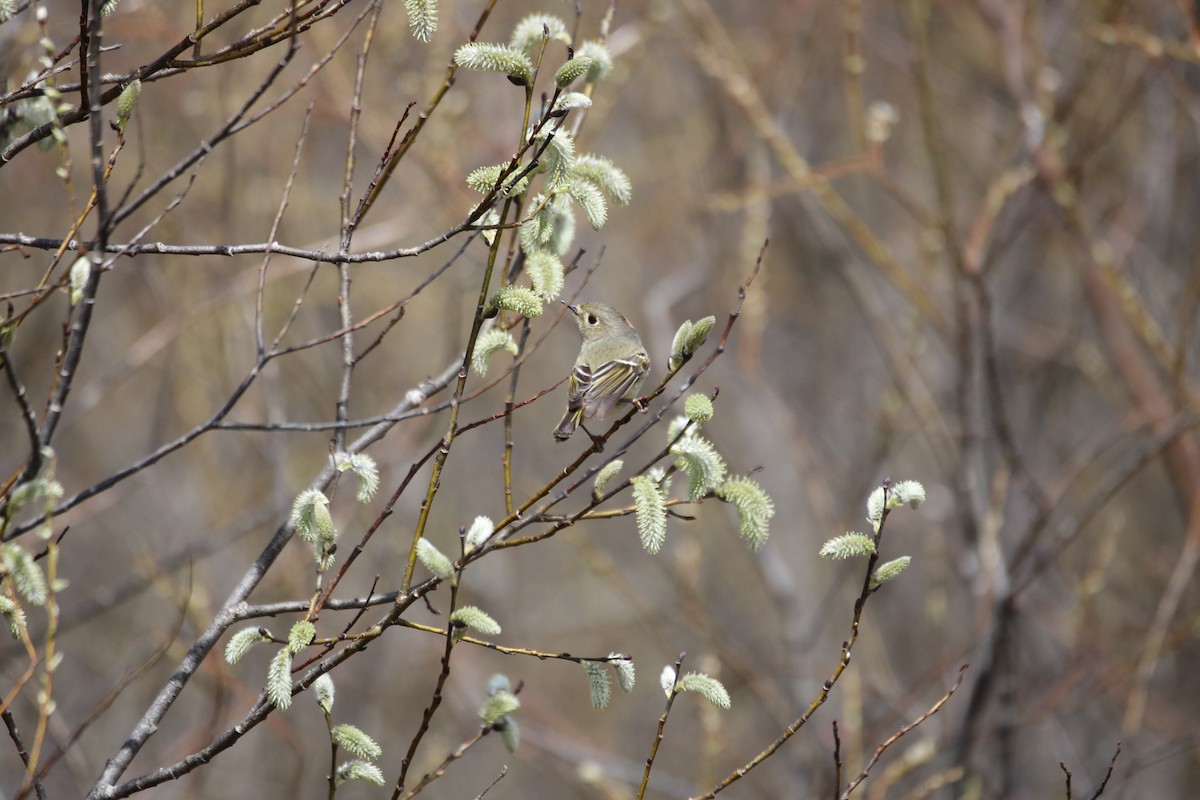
[{"left": 587, "top": 314, "right": 598, "bottom": 325}]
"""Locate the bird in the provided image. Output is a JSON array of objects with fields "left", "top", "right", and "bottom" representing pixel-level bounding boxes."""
[{"left": 553, "top": 301, "right": 650, "bottom": 443}]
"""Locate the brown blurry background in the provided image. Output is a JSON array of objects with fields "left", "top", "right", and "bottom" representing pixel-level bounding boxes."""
[{"left": 2, "top": 0, "right": 1199, "bottom": 798}]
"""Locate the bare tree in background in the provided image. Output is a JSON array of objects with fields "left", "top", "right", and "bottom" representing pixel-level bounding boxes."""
[{"left": 1, "top": 1, "right": 1196, "bottom": 799}]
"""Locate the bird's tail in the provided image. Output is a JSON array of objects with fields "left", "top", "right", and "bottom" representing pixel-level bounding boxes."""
[{"left": 553, "top": 407, "right": 581, "bottom": 441}]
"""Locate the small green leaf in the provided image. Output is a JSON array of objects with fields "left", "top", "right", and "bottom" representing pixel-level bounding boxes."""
[
  {"left": 677, "top": 672, "right": 731, "bottom": 709},
  {"left": 554, "top": 55, "right": 593, "bottom": 88},
  {"left": 478, "top": 208, "right": 501, "bottom": 246},
  {"left": 523, "top": 194, "right": 577, "bottom": 257},
  {"left": 334, "top": 452, "right": 379, "bottom": 502},
  {"left": 1, "top": 545, "right": 47, "bottom": 606},
  {"left": 287, "top": 620, "right": 316, "bottom": 654},
  {"left": 458, "top": 163, "right": 496, "bottom": 193},
  {"left": 499, "top": 715, "right": 520, "bottom": 752},
  {"left": 593, "top": 459, "right": 624, "bottom": 499},
  {"left": 666, "top": 415, "right": 691, "bottom": 444},
  {"left": 332, "top": 723, "right": 382, "bottom": 760},
  {"left": 562, "top": 177, "right": 607, "bottom": 230},
  {"left": 465, "top": 516, "right": 494, "bottom": 553},
  {"left": 0, "top": 595, "right": 27, "bottom": 640},
  {"left": 671, "top": 433, "right": 727, "bottom": 501},
  {"left": 466, "top": 163, "right": 528, "bottom": 197},
  {"left": 576, "top": 40, "right": 614, "bottom": 81},
  {"left": 267, "top": 647, "right": 294, "bottom": 710},
  {"left": 819, "top": 532, "right": 877, "bottom": 560},
  {"left": 451, "top": 605, "right": 502, "bottom": 636},
  {"left": 668, "top": 316, "right": 716, "bottom": 370},
  {"left": 537, "top": 128, "right": 575, "bottom": 181},
  {"left": 553, "top": 92, "right": 593, "bottom": 113},
  {"left": 545, "top": 195, "right": 577, "bottom": 256},
  {"left": 8, "top": 475, "right": 63, "bottom": 518},
  {"left": 471, "top": 328, "right": 519, "bottom": 377},
  {"left": 487, "top": 285, "right": 544, "bottom": 318},
  {"left": 660, "top": 665, "right": 676, "bottom": 697},
  {"left": 416, "top": 538, "right": 454, "bottom": 581},
  {"left": 683, "top": 316, "right": 716, "bottom": 356},
  {"left": 114, "top": 79, "right": 140, "bottom": 132},
  {"left": 313, "top": 674, "right": 335, "bottom": 713},
  {"left": 520, "top": 195, "right": 553, "bottom": 252},
  {"left": 466, "top": 164, "right": 503, "bottom": 193},
  {"left": 510, "top": 13, "right": 571, "bottom": 53},
  {"left": 583, "top": 662, "right": 612, "bottom": 710},
  {"left": 480, "top": 689, "right": 520, "bottom": 725},
  {"left": 631, "top": 475, "right": 668, "bottom": 554},
  {"left": 668, "top": 321, "right": 693, "bottom": 371},
  {"left": 866, "top": 486, "right": 885, "bottom": 531},
  {"left": 525, "top": 249, "right": 565, "bottom": 301},
  {"left": 871, "top": 556, "right": 912, "bottom": 589},
  {"left": 610, "top": 654, "right": 636, "bottom": 693},
  {"left": 716, "top": 476, "right": 774, "bottom": 550},
  {"left": 290, "top": 489, "right": 333, "bottom": 545},
  {"left": 336, "top": 760, "right": 386, "bottom": 786},
  {"left": 69, "top": 257, "right": 90, "bottom": 305},
  {"left": 454, "top": 42, "right": 533, "bottom": 86},
  {"left": 684, "top": 394, "right": 714, "bottom": 425},
  {"left": 571, "top": 154, "right": 632, "bottom": 206},
  {"left": 224, "top": 626, "right": 268, "bottom": 665},
  {"left": 890, "top": 480, "right": 926, "bottom": 510},
  {"left": 403, "top": 0, "right": 438, "bottom": 42}
]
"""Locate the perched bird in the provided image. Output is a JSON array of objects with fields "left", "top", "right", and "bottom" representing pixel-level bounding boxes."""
[{"left": 553, "top": 302, "right": 651, "bottom": 442}]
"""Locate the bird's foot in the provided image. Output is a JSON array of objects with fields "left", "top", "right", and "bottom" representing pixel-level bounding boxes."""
[{"left": 581, "top": 424, "right": 605, "bottom": 452}]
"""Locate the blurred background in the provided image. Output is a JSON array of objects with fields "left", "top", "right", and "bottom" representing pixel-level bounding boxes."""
[{"left": 2, "top": 0, "right": 1199, "bottom": 798}]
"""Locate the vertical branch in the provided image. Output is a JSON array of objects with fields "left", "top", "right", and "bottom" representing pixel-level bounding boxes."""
[
  {"left": 3, "top": 710, "right": 48, "bottom": 800},
  {"left": 332, "top": 1, "right": 383, "bottom": 454},
  {"left": 831, "top": 721, "right": 842, "bottom": 800},
  {"left": 695, "top": 496, "right": 897, "bottom": 799},
  {"left": 0, "top": 351, "right": 44, "bottom": 505},
  {"left": 41, "top": 0, "right": 107, "bottom": 447},
  {"left": 255, "top": 101, "right": 313, "bottom": 360},
  {"left": 401, "top": 197, "right": 512, "bottom": 592},
  {"left": 502, "top": 318, "right": 532, "bottom": 516},
  {"left": 636, "top": 652, "right": 686, "bottom": 800},
  {"left": 390, "top": 582, "right": 462, "bottom": 800}
]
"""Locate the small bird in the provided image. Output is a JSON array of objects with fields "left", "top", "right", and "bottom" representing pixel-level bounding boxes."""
[{"left": 553, "top": 301, "right": 651, "bottom": 443}]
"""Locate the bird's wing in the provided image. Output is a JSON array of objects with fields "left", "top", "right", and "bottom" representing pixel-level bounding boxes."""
[
  {"left": 580, "top": 353, "right": 649, "bottom": 421},
  {"left": 565, "top": 367, "right": 588, "bottom": 411}
]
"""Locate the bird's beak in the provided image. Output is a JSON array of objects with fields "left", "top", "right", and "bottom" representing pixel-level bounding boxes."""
[{"left": 566, "top": 303, "right": 580, "bottom": 316}]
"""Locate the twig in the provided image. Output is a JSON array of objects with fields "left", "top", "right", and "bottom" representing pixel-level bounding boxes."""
[
  {"left": 637, "top": 652, "right": 686, "bottom": 800},
  {"left": 692, "top": 480, "right": 899, "bottom": 799},
  {"left": 831, "top": 721, "right": 842, "bottom": 800},
  {"left": 840, "top": 664, "right": 968, "bottom": 798},
  {"left": 3, "top": 711, "right": 48, "bottom": 800},
  {"left": 390, "top": 582, "right": 462, "bottom": 800},
  {"left": 473, "top": 766, "right": 508, "bottom": 800},
  {"left": 400, "top": 727, "right": 489, "bottom": 800}
]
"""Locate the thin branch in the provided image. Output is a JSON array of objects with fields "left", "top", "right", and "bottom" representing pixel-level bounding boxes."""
[
  {"left": 399, "top": 727, "right": 489, "bottom": 800},
  {"left": 840, "top": 664, "right": 968, "bottom": 798},
  {"left": 389, "top": 583, "right": 462, "bottom": 800},
  {"left": 3, "top": 711, "right": 48, "bottom": 800},
  {"left": 694, "top": 482, "right": 900, "bottom": 799},
  {"left": 637, "top": 652, "right": 686, "bottom": 800}
]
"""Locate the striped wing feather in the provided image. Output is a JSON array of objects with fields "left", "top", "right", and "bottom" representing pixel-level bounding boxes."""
[{"left": 574, "top": 354, "right": 649, "bottom": 421}]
